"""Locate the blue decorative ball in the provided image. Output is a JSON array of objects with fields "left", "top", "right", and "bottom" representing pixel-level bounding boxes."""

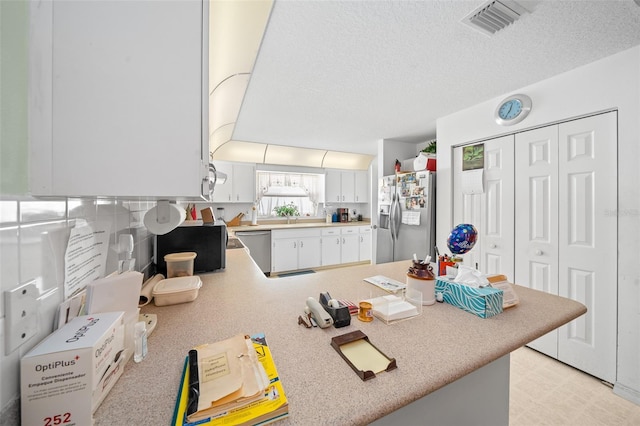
[{"left": 447, "top": 224, "right": 478, "bottom": 255}]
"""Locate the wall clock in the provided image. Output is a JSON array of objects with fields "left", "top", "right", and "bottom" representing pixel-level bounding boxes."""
[{"left": 494, "top": 94, "right": 532, "bottom": 126}]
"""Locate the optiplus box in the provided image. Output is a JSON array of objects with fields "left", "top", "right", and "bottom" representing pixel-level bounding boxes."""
[{"left": 21, "top": 311, "right": 125, "bottom": 426}]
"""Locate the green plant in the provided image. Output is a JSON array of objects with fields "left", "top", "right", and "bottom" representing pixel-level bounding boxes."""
[
  {"left": 421, "top": 139, "right": 437, "bottom": 154},
  {"left": 273, "top": 203, "right": 299, "bottom": 217}
]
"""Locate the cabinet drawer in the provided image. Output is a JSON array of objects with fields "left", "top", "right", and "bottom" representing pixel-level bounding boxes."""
[
  {"left": 341, "top": 227, "right": 358, "bottom": 235},
  {"left": 321, "top": 228, "right": 340, "bottom": 236},
  {"left": 359, "top": 226, "right": 371, "bottom": 234},
  {"left": 272, "top": 228, "right": 321, "bottom": 239}
]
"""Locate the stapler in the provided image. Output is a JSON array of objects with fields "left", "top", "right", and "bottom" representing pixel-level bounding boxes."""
[
  {"left": 319, "top": 292, "right": 351, "bottom": 328},
  {"left": 305, "top": 297, "right": 333, "bottom": 328}
]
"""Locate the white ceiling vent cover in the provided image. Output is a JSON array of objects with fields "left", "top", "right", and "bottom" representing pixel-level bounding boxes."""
[{"left": 461, "top": 0, "right": 536, "bottom": 36}]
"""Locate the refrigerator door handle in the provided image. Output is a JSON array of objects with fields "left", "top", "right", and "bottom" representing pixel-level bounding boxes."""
[
  {"left": 389, "top": 194, "right": 397, "bottom": 240},
  {"left": 392, "top": 192, "right": 402, "bottom": 240}
]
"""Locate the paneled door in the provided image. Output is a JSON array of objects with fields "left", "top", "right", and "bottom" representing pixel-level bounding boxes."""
[
  {"left": 452, "top": 135, "right": 514, "bottom": 279},
  {"left": 515, "top": 126, "right": 560, "bottom": 357},
  {"left": 515, "top": 112, "right": 617, "bottom": 383},
  {"left": 557, "top": 113, "right": 617, "bottom": 383}
]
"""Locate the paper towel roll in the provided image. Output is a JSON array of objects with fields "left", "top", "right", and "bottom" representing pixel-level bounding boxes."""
[{"left": 139, "top": 274, "right": 165, "bottom": 307}]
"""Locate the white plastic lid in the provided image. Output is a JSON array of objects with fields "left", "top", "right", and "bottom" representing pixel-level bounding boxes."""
[
  {"left": 164, "top": 252, "right": 197, "bottom": 262},
  {"left": 153, "top": 276, "right": 202, "bottom": 295}
]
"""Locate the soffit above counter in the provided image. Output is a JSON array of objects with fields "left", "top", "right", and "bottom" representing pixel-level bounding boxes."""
[{"left": 210, "top": 140, "right": 374, "bottom": 171}]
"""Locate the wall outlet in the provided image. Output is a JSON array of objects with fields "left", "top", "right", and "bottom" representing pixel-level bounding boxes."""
[{"left": 4, "top": 281, "right": 39, "bottom": 354}]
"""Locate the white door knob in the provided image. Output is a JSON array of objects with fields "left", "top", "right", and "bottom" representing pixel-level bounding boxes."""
[
  {"left": 535, "top": 249, "right": 543, "bottom": 256},
  {"left": 490, "top": 244, "right": 497, "bottom": 249}
]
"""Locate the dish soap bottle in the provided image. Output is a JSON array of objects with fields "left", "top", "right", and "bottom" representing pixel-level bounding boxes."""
[{"left": 134, "top": 321, "right": 148, "bottom": 363}]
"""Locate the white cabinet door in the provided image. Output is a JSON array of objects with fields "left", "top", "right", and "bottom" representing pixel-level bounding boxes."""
[
  {"left": 298, "top": 237, "right": 321, "bottom": 270},
  {"left": 212, "top": 161, "right": 255, "bottom": 203},
  {"left": 321, "top": 229, "right": 342, "bottom": 267},
  {"left": 212, "top": 161, "right": 233, "bottom": 202},
  {"left": 272, "top": 238, "right": 298, "bottom": 273},
  {"left": 341, "top": 171, "right": 356, "bottom": 203},
  {"left": 31, "top": 0, "right": 209, "bottom": 198},
  {"left": 359, "top": 226, "right": 372, "bottom": 261},
  {"left": 325, "top": 170, "right": 342, "bottom": 203},
  {"left": 354, "top": 170, "right": 369, "bottom": 202},
  {"left": 232, "top": 163, "right": 256, "bottom": 203},
  {"left": 341, "top": 228, "right": 360, "bottom": 263}
]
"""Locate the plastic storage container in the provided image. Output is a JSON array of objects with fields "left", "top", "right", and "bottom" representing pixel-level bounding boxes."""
[
  {"left": 152, "top": 276, "right": 202, "bottom": 306},
  {"left": 164, "top": 252, "right": 197, "bottom": 278}
]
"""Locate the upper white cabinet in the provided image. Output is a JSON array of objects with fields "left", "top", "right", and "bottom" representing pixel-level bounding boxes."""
[
  {"left": 354, "top": 170, "right": 369, "bottom": 202},
  {"left": 212, "top": 161, "right": 255, "bottom": 203},
  {"left": 325, "top": 169, "right": 369, "bottom": 203},
  {"left": 29, "top": 0, "right": 211, "bottom": 199}
]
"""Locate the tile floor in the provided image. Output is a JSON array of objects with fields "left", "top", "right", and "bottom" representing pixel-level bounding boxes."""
[{"left": 510, "top": 347, "right": 640, "bottom": 425}]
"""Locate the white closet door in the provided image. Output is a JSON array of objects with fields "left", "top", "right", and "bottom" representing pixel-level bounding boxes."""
[
  {"left": 515, "top": 126, "right": 560, "bottom": 357},
  {"left": 481, "top": 136, "right": 515, "bottom": 279},
  {"left": 557, "top": 112, "right": 617, "bottom": 383},
  {"left": 452, "top": 137, "right": 514, "bottom": 277},
  {"left": 452, "top": 146, "right": 482, "bottom": 270}
]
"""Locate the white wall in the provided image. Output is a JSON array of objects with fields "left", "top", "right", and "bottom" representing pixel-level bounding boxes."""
[{"left": 436, "top": 45, "right": 640, "bottom": 404}]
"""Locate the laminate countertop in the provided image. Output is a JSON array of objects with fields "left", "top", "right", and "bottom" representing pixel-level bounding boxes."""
[
  {"left": 227, "top": 219, "right": 371, "bottom": 234},
  {"left": 93, "top": 249, "right": 586, "bottom": 425}
]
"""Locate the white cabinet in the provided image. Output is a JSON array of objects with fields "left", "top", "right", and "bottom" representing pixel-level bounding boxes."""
[
  {"left": 30, "top": 0, "right": 211, "bottom": 199},
  {"left": 212, "top": 161, "right": 255, "bottom": 203},
  {"left": 359, "top": 226, "right": 372, "bottom": 261},
  {"left": 340, "top": 227, "right": 360, "bottom": 264},
  {"left": 321, "top": 228, "right": 342, "bottom": 267},
  {"left": 354, "top": 170, "right": 369, "bottom": 202},
  {"left": 325, "top": 170, "right": 369, "bottom": 203},
  {"left": 322, "top": 226, "right": 371, "bottom": 266},
  {"left": 271, "top": 228, "right": 321, "bottom": 273}
]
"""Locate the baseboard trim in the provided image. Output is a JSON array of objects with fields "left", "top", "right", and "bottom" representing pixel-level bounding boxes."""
[{"left": 613, "top": 382, "right": 640, "bottom": 406}]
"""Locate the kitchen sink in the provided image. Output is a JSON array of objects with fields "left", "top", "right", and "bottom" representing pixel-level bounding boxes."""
[{"left": 226, "top": 238, "right": 245, "bottom": 249}]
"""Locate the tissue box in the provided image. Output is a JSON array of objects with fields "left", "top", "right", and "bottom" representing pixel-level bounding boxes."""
[
  {"left": 21, "top": 312, "right": 125, "bottom": 426},
  {"left": 435, "top": 278, "right": 503, "bottom": 318}
]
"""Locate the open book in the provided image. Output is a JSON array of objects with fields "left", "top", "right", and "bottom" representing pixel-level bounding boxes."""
[{"left": 186, "top": 334, "right": 270, "bottom": 423}]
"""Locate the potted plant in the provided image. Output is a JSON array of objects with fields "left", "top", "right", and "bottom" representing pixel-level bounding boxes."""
[
  {"left": 421, "top": 139, "right": 437, "bottom": 171},
  {"left": 273, "top": 203, "right": 299, "bottom": 221}
]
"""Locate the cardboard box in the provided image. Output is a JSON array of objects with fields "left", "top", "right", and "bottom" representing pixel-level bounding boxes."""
[
  {"left": 21, "top": 311, "right": 125, "bottom": 425},
  {"left": 435, "top": 278, "right": 503, "bottom": 318}
]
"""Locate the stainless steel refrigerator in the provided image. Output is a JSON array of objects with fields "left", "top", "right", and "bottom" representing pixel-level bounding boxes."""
[{"left": 376, "top": 171, "right": 436, "bottom": 263}]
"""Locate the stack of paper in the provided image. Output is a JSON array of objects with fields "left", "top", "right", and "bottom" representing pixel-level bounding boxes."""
[{"left": 174, "top": 333, "right": 289, "bottom": 426}]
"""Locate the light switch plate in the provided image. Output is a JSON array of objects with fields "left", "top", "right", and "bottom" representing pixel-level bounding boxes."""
[{"left": 4, "top": 281, "right": 39, "bottom": 354}]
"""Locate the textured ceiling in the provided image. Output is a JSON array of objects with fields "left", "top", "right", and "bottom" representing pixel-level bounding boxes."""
[{"left": 234, "top": 0, "right": 640, "bottom": 156}]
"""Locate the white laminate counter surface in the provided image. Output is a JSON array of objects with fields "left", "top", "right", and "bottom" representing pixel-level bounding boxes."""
[
  {"left": 94, "top": 249, "right": 586, "bottom": 425},
  {"left": 228, "top": 220, "right": 371, "bottom": 234}
]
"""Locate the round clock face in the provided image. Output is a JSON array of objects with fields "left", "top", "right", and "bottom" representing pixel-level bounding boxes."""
[
  {"left": 494, "top": 94, "right": 532, "bottom": 126},
  {"left": 498, "top": 99, "right": 522, "bottom": 120}
]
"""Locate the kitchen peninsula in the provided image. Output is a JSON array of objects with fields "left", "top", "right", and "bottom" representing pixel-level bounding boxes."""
[{"left": 93, "top": 248, "right": 586, "bottom": 425}]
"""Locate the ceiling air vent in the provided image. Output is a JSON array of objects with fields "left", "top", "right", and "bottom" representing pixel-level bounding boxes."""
[{"left": 461, "top": 0, "right": 536, "bottom": 36}]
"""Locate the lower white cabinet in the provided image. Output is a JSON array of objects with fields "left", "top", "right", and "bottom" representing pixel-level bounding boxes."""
[
  {"left": 359, "top": 226, "right": 372, "bottom": 261},
  {"left": 340, "top": 227, "right": 360, "bottom": 264},
  {"left": 273, "top": 226, "right": 372, "bottom": 273},
  {"left": 271, "top": 229, "right": 321, "bottom": 273},
  {"left": 321, "top": 229, "right": 342, "bottom": 267}
]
